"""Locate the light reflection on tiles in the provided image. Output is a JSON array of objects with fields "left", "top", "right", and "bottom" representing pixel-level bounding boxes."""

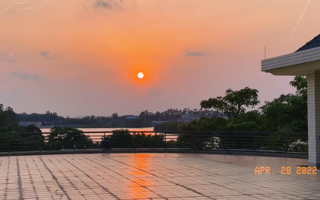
[{"left": 0, "top": 153, "right": 319, "bottom": 199}]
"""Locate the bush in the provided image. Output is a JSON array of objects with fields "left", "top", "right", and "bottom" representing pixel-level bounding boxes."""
[
  {"left": 46, "top": 126, "right": 94, "bottom": 150},
  {"left": 109, "top": 129, "right": 134, "bottom": 148},
  {"left": 106, "top": 129, "right": 166, "bottom": 148},
  {"left": 132, "top": 132, "right": 165, "bottom": 148}
]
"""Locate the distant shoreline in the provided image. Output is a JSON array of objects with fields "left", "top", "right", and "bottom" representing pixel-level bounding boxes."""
[
  {"left": 40, "top": 125, "right": 154, "bottom": 129},
  {"left": 40, "top": 124, "right": 153, "bottom": 129}
]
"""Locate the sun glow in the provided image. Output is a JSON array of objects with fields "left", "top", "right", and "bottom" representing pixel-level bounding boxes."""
[{"left": 137, "top": 72, "right": 144, "bottom": 79}]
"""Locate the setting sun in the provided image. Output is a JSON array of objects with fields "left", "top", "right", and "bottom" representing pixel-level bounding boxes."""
[{"left": 137, "top": 72, "right": 144, "bottom": 79}]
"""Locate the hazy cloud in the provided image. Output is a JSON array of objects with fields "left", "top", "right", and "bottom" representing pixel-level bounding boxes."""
[
  {"left": 40, "top": 51, "right": 50, "bottom": 58},
  {"left": 12, "top": 71, "right": 42, "bottom": 81},
  {"left": 185, "top": 48, "right": 208, "bottom": 57},
  {"left": 93, "top": 0, "right": 133, "bottom": 10},
  {"left": 0, "top": 53, "right": 15, "bottom": 63},
  {"left": 94, "top": 0, "right": 118, "bottom": 9},
  {"left": 40, "top": 51, "right": 59, "bottom": 60}
]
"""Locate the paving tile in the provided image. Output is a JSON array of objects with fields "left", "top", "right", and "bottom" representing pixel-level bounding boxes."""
[{"left": 0, "top": 153, "right": 319, "bottom": 199}]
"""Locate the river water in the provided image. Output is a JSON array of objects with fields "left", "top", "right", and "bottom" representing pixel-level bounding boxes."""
[
  {"left": 40, "top": 127, "right": 154, "bottom": 133},
  {"left": 40, "top": 127, "right": 165, "bottom": 142}
]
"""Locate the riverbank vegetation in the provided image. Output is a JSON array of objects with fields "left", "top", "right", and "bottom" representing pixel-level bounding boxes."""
[
  {"left": 18, "top": 108, "right": 224, "bottom": 128},
  {"left": 154, "top": 76, "right": 307, "bottom": 133},
  {"left": 154, "top": 76, "right": 307, "bottom": 150},
  {"left": 0, "top": 76, "right": 307, "bottom": 152}
]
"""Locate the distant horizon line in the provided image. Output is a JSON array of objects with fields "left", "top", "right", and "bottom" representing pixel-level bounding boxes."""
[{"left": 17, "top": 108, "right": 222, "bottom": 118}]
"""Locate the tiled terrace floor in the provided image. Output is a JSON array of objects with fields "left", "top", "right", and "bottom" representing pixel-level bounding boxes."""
[{"left": 0, "top": 153, "right": 319, "bottom": 200}]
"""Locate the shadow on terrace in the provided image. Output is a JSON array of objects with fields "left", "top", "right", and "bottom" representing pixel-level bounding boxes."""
[{"left": 0, "top": 126, "right": 308, "bottom": 156}]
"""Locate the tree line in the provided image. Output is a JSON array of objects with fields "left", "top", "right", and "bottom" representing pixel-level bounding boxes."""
[
  {"left": 153, "top": 76, "right": 307, "bottom": 151},
  {"left": 18, "top": 108, "right": 225, "bottom": 128},
  {"left": 0, "top": 76, "right": 308, "bottom": 152},
  {"left": 155, "top": 76, "right": 307, "bottom": 133}
]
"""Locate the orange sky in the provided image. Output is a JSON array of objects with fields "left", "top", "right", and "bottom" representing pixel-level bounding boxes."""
[{"left": 0, "top": 0, "right": 319, "bottom": 117}]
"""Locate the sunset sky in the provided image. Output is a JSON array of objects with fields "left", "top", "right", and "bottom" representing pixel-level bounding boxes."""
[{"left": 0, "top": 0, "right": 319, "bottom": 117}]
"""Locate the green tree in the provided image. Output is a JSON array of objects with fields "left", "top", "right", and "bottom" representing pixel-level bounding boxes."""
[
  {"left": 109, "top": 129, "right": 134, "bottom": 147},
  {"left": 111, "top": 113, "right": 119, "bottom": 119},
  {"left": 290, "top": 76, "right": 307, "bottom": 96},
  {"left": 132, "top": 132, "right": 165, "bottom": 148},
  {"left": 200, "top": 87, "right": 260, "bottom": 120},
  {"left": 177, "top": 117, "right": 228, "bottom": 150},
  {"left": 154, "top": 111, "right": 161, "bottom": 120},
  {"left": 17, "top": 125, "right": 45, "bottom": 151},
  {"left": 0, "top": 105, "right": 19, "bottom": 131},
  {"left": 47, "top": 127, "right": 94, "bottom": 150},
  {"left": 179, "top": 117, "right": 228, "bottom": 131},
  {"left": 24, "top": 124, "right": 42, "bottom": 133},
  {"left": 107, "top": 129, "right": 166, "bottom": 148},
  {"left": 226, "top": 111, "right": 267, "bottom": 131},
  {"left": 261, "top": 76, "right": 307, "bottom": 132},
  {"left": 154, "top": 121, "right": 183, "bottom": 133}
]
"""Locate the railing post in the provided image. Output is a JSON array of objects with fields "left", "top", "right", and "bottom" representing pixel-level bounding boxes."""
[
  {"left": 223, "top": 132, "right": 227, "bottom": 151},
  {"left": 134, "top": 131, "right": 136, "bottom": 152},
  {"left": 103, "top": 132, "right": 105, "bottom": 150},
  {"left": 165, "top": 132, "right": 167, "bottom": 152},
  {"left": 41, "top": 142, "right": 43, "bottom": 154},
  {"left": 73, "top": 137, "right": 75, "bottom": 153},
  {"left": 7, "top": 134, "right": 11, "bottom": 154},
  {"left": 285, "top": 132, "right": 288, "bottom": 153},
  {"left": 254, "top": 132, "right": 256, "bottom": 151},
  {"left": 40, "top": 136, "right": 43, "bottom": 154}
]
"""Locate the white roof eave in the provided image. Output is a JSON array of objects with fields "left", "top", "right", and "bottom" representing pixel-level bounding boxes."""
[{"left": 261, "top": 46, "right": 320, "bottom": 75}]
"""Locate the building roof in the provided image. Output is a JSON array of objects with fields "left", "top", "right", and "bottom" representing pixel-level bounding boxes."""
[
  {"left": 296, "top": 34, "right": 320, "bottom": 52},
  {"left": 126, "top": 116, "right": 139, "bottom": 119}
]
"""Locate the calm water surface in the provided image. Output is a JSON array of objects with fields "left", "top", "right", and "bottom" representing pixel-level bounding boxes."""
[
  {"left": 41, "top": 127, "right": 154, "bottom": 133},
  {"left": 40, "top": 127, "right": 159, "bottom": 142}
]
